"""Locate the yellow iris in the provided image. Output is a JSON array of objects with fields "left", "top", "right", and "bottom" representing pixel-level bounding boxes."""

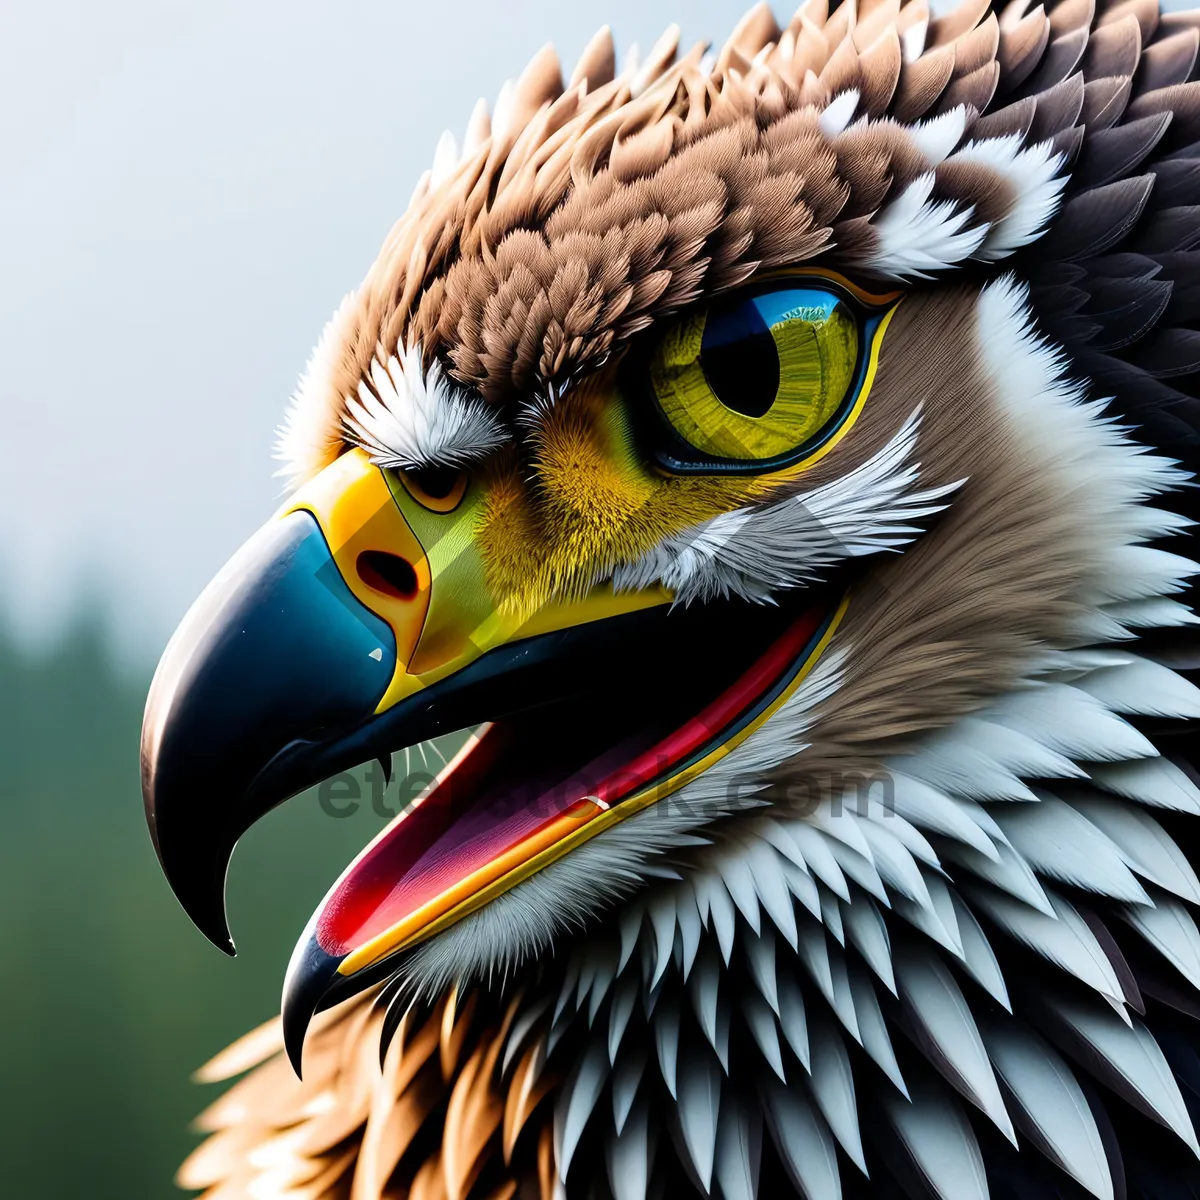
[{"left": 650, "top": 288, "right": 860, "bottom": 462}]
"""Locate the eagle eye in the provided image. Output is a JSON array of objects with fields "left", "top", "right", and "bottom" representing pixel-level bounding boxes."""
[{"left": 634, "top": 276, "right": 899, "bottom": 475}]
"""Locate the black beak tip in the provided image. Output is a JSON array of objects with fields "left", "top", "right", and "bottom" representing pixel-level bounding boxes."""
[
  {"left": 168, "top": 879, "right": 238, "bottom": 957},
  {"left": 282, "top": 935, "right": 346, "bottom": 1080},
  {"left": 144, "top": 781, "right": 239, "bottom": 956},
  {"left": 152, "top": 846, "right": 237, "bottom": 956},
  {"left": 172, "top": 864, "right": 238, "bottom": 957},
  {"left": 209, "top": 924, "right": 237, "bottom": 958}
]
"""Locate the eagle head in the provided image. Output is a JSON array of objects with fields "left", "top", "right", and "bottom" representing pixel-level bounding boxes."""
[{"left": 143, "top": 3, "right": 1200, "bottom": 1197}]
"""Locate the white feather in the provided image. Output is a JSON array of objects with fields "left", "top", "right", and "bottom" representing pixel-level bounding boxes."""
[
  {"left": 689, "top": 946, "right": 723, "bottom": 1064},
  {"left": 967, "top": 887, "right": 1126, "bottom": 1008},
  {"left": 343, "top": 344, "right": 509, "bottom": 470},
  {"left": 994, "top": 794, "right": 1152, "bottom": 904},
  {"left": 952, "top": 894, "right": 1011, "bottom": 1011},
  {"left": 746, "top": 838, "right": 799, "bottom": 948},
  {"left": 818, "top": 89, "right": 860, "bottom": 137},
  {"left": 742, "top": 988, "right": 787, "bottom": 1080},
  {"left": 676, "top": 1049, "right": 722, "bottom": 1191},
  {"left": 745, "top": 926, "right": 779, "bottom": 1014},
  {"left": 274, "top": 292, "right": 360, "bottom": 489},
  {"left": 984, "top": 1025, "right": 1114, "bottom": 1200},
  {"left": 1094, "top": 753, "right": 1200, "bottom": 811},
  {"left": 608, "top": 973, "right": 638, "bottom": 1064},
  {"left": 896, "top": 950, "right": 1016, "bottom": 1141},
  {"left": 945, "top": 716, "right": 1089, "bottom": 782},
  {"left": 884, "top": 1085, "right": 988, "bottom": 1200},
  {"left": 606, "top": 1102, "right": 652, "bottom": 1200},
  {"left": 429, "top": 129, "right": 459, "bottom": 188},
  {"left": 1122, "top": 893, "right": 1200, "bottom": 990},
  {"left": 849, "top": 964, "right": 908, "bottom": 1096},
  {"left": 777, "top": 969, "right": 811, "bottom": 1072},
  {"left": 951, "top": 134, "right": 1067, "bottom": 260},
  {"left": 807, "top": 1019, "right": 868, "bottom": 1173},
  {"left": 654, "top": 994, "right": 680, "bottom": 1098},
  {"left": 556, "top": 1038, "right": 609, "bottom": 1179},
  {"left": 900, "top": 15, "right": 928, "bottom": 61},
  {"left": 796, "top": 923, "right": 836, "bottom": 1006},
  {"left": 888, "top": 771, "right": 999, "bottom": 856},
  {"left": 867, "top": 173, "right": 989, "bottom": 279},
  {"left": 611, "top": 1052, "right": 644, "bottom": 1136},
  {"left": 1050, "top": 1002, "right": 1200, "bottom": 1155},
  {"left": 713, "top": 1092, "right": 763, "bottom": 1200},
  {"left": 827, "top": 949, "right": 863, "bottom": 1042},
  {"left": 909, "top": 106, "right": 968, "bottom": 165},
  {"left": 763, "top": 1084, "right": 841, "bottom": 1200},
  {"left": 462, "top": 97, "right": 491, "bottom": 155},
  {"left": 1066, "top": 794, "right": 1200, "bottom": 903},
  {"left": 1075, "top": 657, "right": 1200, "bottom": 719},
  {"left": 841, "top": 895, "right": 897, "bottom": 995},
  {"left": 612, "top": 410, "right": 957, "bottom": 603},
  {"left": 941, "top": 839, "right": 1054, "bottom": 915}
]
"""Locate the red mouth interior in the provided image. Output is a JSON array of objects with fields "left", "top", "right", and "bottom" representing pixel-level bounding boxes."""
[{"left": 313, "top": 601, "right": 831, "bottom": 960}]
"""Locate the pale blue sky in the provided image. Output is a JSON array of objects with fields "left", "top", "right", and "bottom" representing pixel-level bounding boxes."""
[{"left": 0, "top": 0, "right": 743, "bottom": 658}]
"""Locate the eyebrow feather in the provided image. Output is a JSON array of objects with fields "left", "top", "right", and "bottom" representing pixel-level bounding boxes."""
[{"left": 342, "top": 344, "right": 510, "bottom": 470}]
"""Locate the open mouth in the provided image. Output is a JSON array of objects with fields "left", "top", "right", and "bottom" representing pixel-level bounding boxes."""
[
  {"left": 277, "top": 582, "right": 844, "bottom": 1068},
  {"left": 312, "top": 588, "right": 842, "bottom": 956},
  {"left": 140, "top": 455, "right": 847, "bottom": 1074}
]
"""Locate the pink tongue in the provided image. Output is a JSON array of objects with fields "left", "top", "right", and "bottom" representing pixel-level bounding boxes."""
[
  {"left": 314, "top": 601, "right": 833, "bottom": 962},
  {"left": 314, "top": 730, "right": 643, "bottom": 957}
]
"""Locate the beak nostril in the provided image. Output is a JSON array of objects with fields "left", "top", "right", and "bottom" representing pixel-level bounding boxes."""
[{"left": 357, "top": 551, "right": 419, "bottom": 601}]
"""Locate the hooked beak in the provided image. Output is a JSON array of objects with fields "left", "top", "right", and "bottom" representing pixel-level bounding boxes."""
[
  {"left": 142, "top": 447, "right": 845, "bottom": 1075},
  {"left": 140, "top": 504, "right": 396, "bottom": 954}
]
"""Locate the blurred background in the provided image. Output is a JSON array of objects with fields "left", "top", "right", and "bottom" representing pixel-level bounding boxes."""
[{"left": 0, "top": 1, "right": 742, "bottom": 1195}]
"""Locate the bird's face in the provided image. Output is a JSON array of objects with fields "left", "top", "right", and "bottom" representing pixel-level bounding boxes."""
[{"left": 140, "top": 8, "right": 1189, "bottom": 1074}]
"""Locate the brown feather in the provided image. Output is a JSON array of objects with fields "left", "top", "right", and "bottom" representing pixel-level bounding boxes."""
[
  {"left": 1072, "top": 111, "right": 1172, "bottom": 188},
  {"left": 971, "top": 91, "right": 1038, "bottom": 134},
  {"left": 1017, "top": 25, "right": 1089, "bottom": 94},
  {"left": 1080, "top": 73, "right": 1133, "bottom": 126},
  {"left": 1050, "top": 0, "right": 1097, "bottom": 35},
  {"left": 1027, "top": 70, "right": 1085, "bottom": 137},
  {"left": 1126, "top": 78, "right": 1200, "bottom": 146},
  {"left": 1098, "top": 0, "right": 1159, "bottom": 43},
  {"left": 568, "top": 26, "right": 616, "bottom": 90},
  {"left": 940, "top": 58, "right": 1002, "bottom": 109},
  {"left": 1083, "top": 12, "right": 1143, "bottom": 76},
  {"left": 1049, "top": 174, "right": 1156, "bottom": 258},
  {"left": 502, "top": 1041, "right": 554, "bottom": 1163},
  {"left": 1135, "top": 27, "right": 1200, "bottom": 92},
  {"left": 183, "top": 990, "right": 557, "bottom": 1199},
  {"left": 997, "top": 4, "right": 1053, "bottom": 90},
  {"left": 857, "top": 25, "right": 905, "bottom": 113},
  {"left": 892, "top": 42, "right": 957, "bottom": 119},
  {"left": 442, "top": 1039, "right": 506, "bottom": 1200}
]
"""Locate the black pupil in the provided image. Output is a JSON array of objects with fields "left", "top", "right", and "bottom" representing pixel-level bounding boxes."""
[
  {"left": 700, "top": 298, "right": 779, "bottom": 418},
  {"left": 408, "top": 465, "right": 462, "bottom": 500}
]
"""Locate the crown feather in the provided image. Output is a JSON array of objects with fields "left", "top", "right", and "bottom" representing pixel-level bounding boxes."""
[{"left": 278, "top": 0, "right": 1155, "bottom": 487}]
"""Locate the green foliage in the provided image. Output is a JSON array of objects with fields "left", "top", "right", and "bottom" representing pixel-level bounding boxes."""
[{"left": 0, "top": 617, "right": 401, "bottom": 1196}]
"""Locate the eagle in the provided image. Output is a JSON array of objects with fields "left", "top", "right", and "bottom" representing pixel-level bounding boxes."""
[{"left": 140, "top": 1, "right": 1200, "bottom": 1197}]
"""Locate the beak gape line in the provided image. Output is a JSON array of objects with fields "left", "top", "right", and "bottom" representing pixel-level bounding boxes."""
[{"left": 141, "top": 447, "right": 846, "bottom": 1074}]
